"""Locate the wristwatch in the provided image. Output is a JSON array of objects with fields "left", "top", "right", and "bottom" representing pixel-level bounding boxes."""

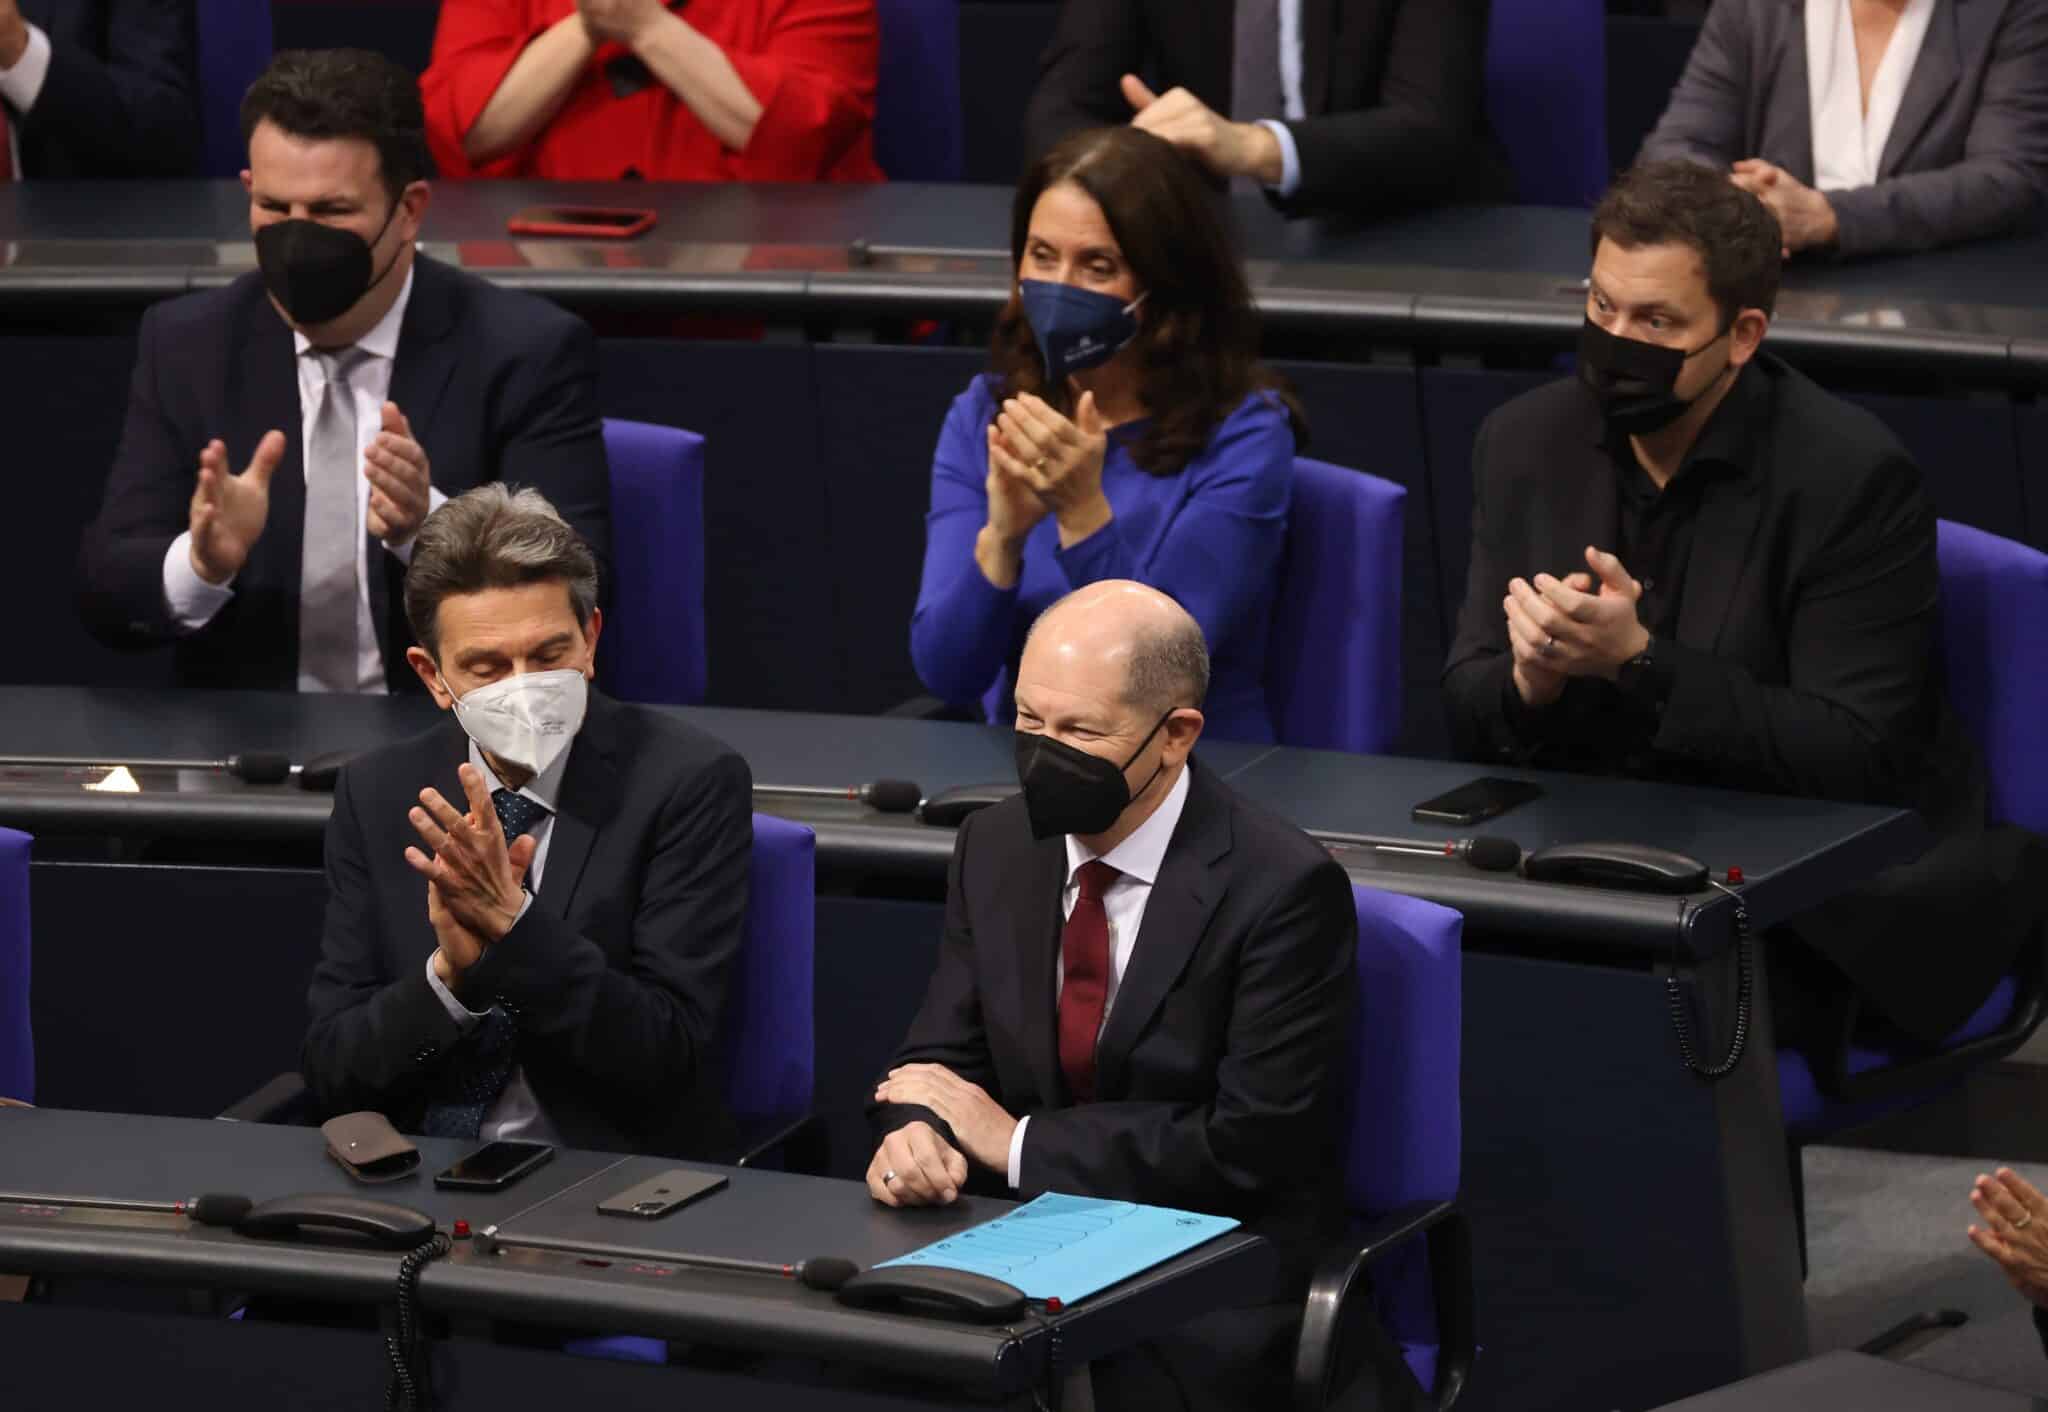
[{"left": 1616, "top": 633, "right": 1658, "bottom": 699}]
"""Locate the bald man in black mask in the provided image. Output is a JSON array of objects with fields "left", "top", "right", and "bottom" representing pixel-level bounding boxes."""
[{"left": 1444, "top": 159, "right": 2045, "bottom": 1058}]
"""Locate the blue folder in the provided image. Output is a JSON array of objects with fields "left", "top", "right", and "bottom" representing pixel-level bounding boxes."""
[{"left": 878, "top": 1192, "right": 1239, "bottom": 1306}]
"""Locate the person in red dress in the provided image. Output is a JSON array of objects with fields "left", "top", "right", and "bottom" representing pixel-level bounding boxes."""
[{"left": 422, "top": 0, "right": 884, "bottom": 182}]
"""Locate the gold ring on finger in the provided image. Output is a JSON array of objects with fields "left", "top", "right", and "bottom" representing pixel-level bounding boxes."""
[{"left": 2019, "top": 1213, "right": 2033, "bottom": 1231}]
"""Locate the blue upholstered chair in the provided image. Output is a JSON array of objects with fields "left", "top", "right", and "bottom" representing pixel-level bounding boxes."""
[
  {"left": 196, "top": 1, "right": 274, "bottom": 178},
  {"left": 1777, "top": 523, "right": 2048, "bottom": 1327},
  {"left": 564, "top": 813, "right": 816, "bottom": 1367},
  {"left": 1267, "top": 459, "right": 1406, "bottom": 755},
  {"left": 873, "top": 0, "right": 964, "bottom": 181},
  {"left": 1295, "top": 886, "right": 1472, "bottom": 1410},
  {"left": 0, "top": 828, "right": 31, "bottom": 1105},
  {"left": 1484, "top": 0, "right": 1609, "bottom": 207},
  {"left": 598, "top": 419, "right": 708, "bottom": 706}
]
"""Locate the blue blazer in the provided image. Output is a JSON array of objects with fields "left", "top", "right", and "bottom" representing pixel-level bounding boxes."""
[
  {"left": 15, "top": 0, "right": 201, "bottom": 177},
  {"left": 911, "top": 374, "right": 1293, "bottom": 744}
]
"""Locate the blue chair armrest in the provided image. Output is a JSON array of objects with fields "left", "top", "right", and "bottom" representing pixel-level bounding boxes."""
[
  {"left": 217, "top": 1072, "right": 311, "bottom": 1125},
  {"left": 1294, "top": 1199, "right": 1474, "bottom": 1412}
]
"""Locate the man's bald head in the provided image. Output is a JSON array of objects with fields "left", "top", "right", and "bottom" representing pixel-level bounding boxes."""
[{"left": 1021, "top": 581, "right": 1210, "bottom": 715}]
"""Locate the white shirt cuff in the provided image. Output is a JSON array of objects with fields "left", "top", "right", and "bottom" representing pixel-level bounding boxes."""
[
  {"left": 384, "top": 485, "right": 449, "bottom": 565},
  {"left": 424, "top": 949, "right": 492, "bottom": 1030},
  {"left": 162, "top": 532, "right": 236, "bottom": 632},
  {"left": 1006, "top": 1115, "right": 1029, "bottom": 1190},
  {"left": 0, "top": 24, "right": 52, "bottom": 114},
  {"left": 1258, "top": 119, "right": 1303, "bottom": 199}
]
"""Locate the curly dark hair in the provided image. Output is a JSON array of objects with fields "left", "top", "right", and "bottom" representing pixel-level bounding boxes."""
[
  {"left": 990, "top": 127, "right": 1304, "bottom": 477},
  {"left": 240, "top": 49, "right": 434, "bottom": 202},
  {"left": 1591, "top": 160, "right": 1783, "bottom": 324}
]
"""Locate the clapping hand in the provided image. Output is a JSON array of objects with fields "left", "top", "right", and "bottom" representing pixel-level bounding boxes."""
[
  {"left": 188, "top": 432, "right": 288, "bottom": 586},
  {"left": 1971, "top": 1169, "right": 2048, "bottom": 1311},
  {"left": 406, "top": 763, "right": 538, "bottom": 953},
  {"left": 364, "top": 403, "right": 432, "bottom": 544},
  {"left": 578, "top": 0, "right": 670, "bottom": 47},
  {"left": 1503, "top": 547, "right": 1651, "bottom": 703},
  {"left": 993, "top": 392, "right": 1112, "bottom": 545}
]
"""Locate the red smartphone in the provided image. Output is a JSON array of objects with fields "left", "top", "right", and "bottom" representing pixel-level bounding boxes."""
[{"left": 506, "top": 206, "right": 658, "bottom": 239}]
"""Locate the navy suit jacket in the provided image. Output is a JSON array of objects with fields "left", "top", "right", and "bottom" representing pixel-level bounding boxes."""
[
  {"left": 302, "top": 692, "right": 752, "bottom": 1159},
  {"left": 14, "top": 0, "right": 200, "bottom": 177},
  {"left": 77, "top": 254, "right": 613, "bottom": 690}
]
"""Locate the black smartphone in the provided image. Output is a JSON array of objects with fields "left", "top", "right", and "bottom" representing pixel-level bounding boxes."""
[
  {"left": 433, "top": 1140, "right": 556, "bottom": 1192},
  {"left": 595, "top": 1169, "right": 729, "bottom": 1219},
  {"left": 1411, "top": 776, "right": 1544, "bottom": 827}
]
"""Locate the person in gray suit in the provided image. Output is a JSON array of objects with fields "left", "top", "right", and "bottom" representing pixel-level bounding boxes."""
[{"left": 1640, "top": 0, "right": 2048, "bottom": 256}]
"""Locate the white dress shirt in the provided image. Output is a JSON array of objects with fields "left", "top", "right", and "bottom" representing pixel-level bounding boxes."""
[
  {"left": 1005, "top": 765, "right": 1193, "bottom": 1188},
  {"left": 0, "top": 23, "right": 51, "bottom": 178},
  {"left": 1254, "top": 0, "right": 1310, "bottom": 198},
  {"left": 1807, "top": 0, "right": 1938, "bottom": 192},
  {"left": 419, "top": 737, "right": 572, "bottom": 1145},
  {"left": 161, "top": 262, "right": 448, "bottom": 691}
]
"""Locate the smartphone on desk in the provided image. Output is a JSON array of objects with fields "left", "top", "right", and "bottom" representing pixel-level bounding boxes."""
[
  {"left": 506, "top": 206, "right": 657, "bottom": 239},
  {"left": 433, "top": 1140, "right": 555, "bottom": 1191},
  {"left": 596, "top": 1169, "right": 728, "bottom": 1219},
  {"left": 1411, "top": 776, "right": 1543, "bottom": 827}
]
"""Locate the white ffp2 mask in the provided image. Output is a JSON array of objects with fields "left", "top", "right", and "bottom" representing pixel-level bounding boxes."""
[{"left": 450, "top": 669, "right": 588, "bottom": 777}]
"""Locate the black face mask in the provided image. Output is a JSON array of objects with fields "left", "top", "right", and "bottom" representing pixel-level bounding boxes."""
[
  {"left": 1013, "top": 713, "right": 1172, "bottom": 841},
  {"left": 1576, "top": 317, "right": 1732, "bottom": 436},
  {"left": 254, "top": 198, "right": 402, "bottom": 328}
]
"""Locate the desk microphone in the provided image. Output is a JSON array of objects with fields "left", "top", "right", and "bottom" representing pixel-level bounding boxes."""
[
  {"left": 471, "top": 1225, "right": 859, "bottom": 1291},
  {"left": 0, "top": 1191, "right": 254, "bottom": 1226},
  {"left": 0, "top": 752, "right": 293, "bottom": 785},
  {"left": 753, "top": 779, "right": 924, "bottom": 814},
  {"left": 1316, "top": 831, "right": 1523, "bottom": 873}
]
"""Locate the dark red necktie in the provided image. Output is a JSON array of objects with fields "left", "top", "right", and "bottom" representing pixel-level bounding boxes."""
[
  {"left": 0, "top": 105, "right": 13, "bottom": 183},
  {"left": 1058, "top": 860, "right": 1120, "bottom": 1103}
]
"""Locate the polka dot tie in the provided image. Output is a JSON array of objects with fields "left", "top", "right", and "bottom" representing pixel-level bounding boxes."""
[{"left": 417, "top": 789, "right": 549, "bottom": 1139}]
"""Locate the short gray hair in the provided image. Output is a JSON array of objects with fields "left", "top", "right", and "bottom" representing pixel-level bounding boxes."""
[
  {"left": 403, "top": 484, "right": 597, "bottom": 658},
  {"left": 1123, "top": 615, "right": 1210, "bottom": 713}
]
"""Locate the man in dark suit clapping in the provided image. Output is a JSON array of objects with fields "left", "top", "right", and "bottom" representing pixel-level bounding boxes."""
[
  {"left": 869, "top": 579, "right": 1357, "bottom": 1410},
  {"left": 78, "top": 48, "right": 611, "bottom": 692},
  {"left": 302, "top": 486, "right": 749, "bottom": 1158}
]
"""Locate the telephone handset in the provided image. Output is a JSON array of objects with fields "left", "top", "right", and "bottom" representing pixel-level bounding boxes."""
[
  {"left": 1521, "top": 841, "right": 1710, "bottom": 894},
  {"left": 835, "top": 1265, "right": 1029, "bottom": 1323},
  {"left": 236, "top": 1194, "right": 438, "bottom": 1249}
]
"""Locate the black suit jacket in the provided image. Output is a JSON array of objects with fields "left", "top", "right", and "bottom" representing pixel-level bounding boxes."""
[
  {"left": 1445, "top": 355, "right": 2043, "bottom": 1041},
  {"left": 13, "top": 0, "right": 200, "bottom": 178},
  {"left": 301, "top": 692, "right": 752, "bottom": 1158},
  {"left": 77, "top": 254, "right": 613, "bottom": 691},
  {"left": 870, "top": 760, "right": 1358, "bottom": 1298},
  {"left": 1020, "top": 0, "right": 1509, "bottom": 215}
]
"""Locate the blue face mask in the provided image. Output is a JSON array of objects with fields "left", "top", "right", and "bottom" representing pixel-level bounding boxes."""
[{"left": 1018, "top": 279, "right": 1147, "bottom": 380}]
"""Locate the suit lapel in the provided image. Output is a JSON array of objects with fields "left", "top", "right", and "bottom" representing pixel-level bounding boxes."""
[
  {"left": 1093, "top": 765, "right": 1232, "bottom": 1097},
  {"left": 535, "top": 692, "right": 622, "bottom": 920},
  {"left": 997, "top": 833, "right": 1068, "bottom": 1108},
  {"left": 1299, "top": 0, "right": 1336, "bottom": 117},
  {"left": 1878, "top": 0, "right": 1963, "bottom": 178},
  {"left": 1674, "top": 471, "right": 1765, "bottom": 657},
  {"left": 373, "top": 257, "right": 462, "bottom": 681},
  {"left": 1774, "top": 2, "right": 1817, "bottom": 186},
  {"left": 233, "top": 288, "right": 308, "bottom": 675}
]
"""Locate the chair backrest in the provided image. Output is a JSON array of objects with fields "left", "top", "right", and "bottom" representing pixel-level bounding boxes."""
[
  {"left": 1484, "top": 0, "right": 1609, "bottom": 207},
  {"left": 196, "top": 1, "right": 274, "bottom": 179},
  {"left": 1936, "top": 520, "right": 2048, "bottom": 834},
  {"left": 1266, "top": 459, "right": 1405, "bottom": 754},
  {"left": 873, "top": 0, "right": 964, "bottom": 181},
  {"left": 1344, "top": 884, "right": 1463, "bottom": 1392},
  {"left": 718, "top": 815, "right": 816, "bottom": 1129},
  {"left": 0, "top": 828, "right": 31, "bottom": 1104},
  {"left": 599, "top": 419, "right": 709, "bottom": 706}
]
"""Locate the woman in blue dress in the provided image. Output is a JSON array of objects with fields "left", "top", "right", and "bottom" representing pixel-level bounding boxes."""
[{"left": 910, "top": 125, "right": 1304, "bottom": 743}]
